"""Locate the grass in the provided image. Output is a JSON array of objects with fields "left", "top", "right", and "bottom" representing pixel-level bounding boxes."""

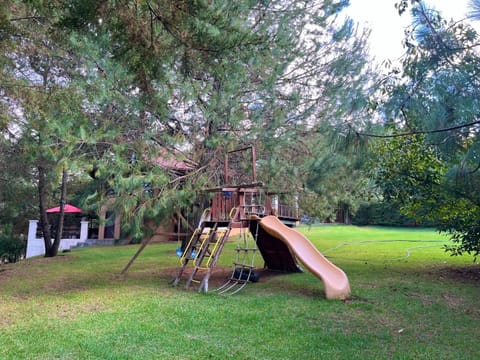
[{"left": 1, "top": 225, "right": 479, "bottom": 359}]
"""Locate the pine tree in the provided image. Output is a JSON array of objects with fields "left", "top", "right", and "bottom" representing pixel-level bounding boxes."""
[
  {"left": 2, "top": 1, "right": 373, "bottom": 242},
  {"left": 0, "top": 2, "right": 97, "bottom": 256},
  {"left": 369, "top": 1, "right": 480, "bottom": 258}
]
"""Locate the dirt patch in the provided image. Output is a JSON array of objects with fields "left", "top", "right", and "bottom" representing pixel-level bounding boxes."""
[
  {"left": 1, "top": 255, "right": 73, "bottom": 279},
  {"left": 0, "top": 265, "right": 17, "bottom": 282},
  {"left": 248, "top": 270, "right": 326, "bottom": 297},
  {"left": 158, "top": 266, "right": 293, "bottom": 293},
  {"left": 159, "top": 266, "right": 238, "bottom": 287},
  {"left": 343, "top": 295, "right": 371, "bottom": 304},
  {"left": 0, "top": 268, "right": 11, "bottom": 277},
  {"left": 441, "top": 292, "right": 465, "bottom": 309},
  {"left": 433, "top": 264, "right": 480, "bottom": 285}
]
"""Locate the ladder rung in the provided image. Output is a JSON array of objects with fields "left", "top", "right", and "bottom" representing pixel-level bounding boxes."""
[
  {"left": 174, "top": 219, "right": 233, "bottom": 292},
  {"left": 195, "top": 265, "right": 208, "bottom": 270},
  {"left": 233, "top": 262, "right": 256, "bottom": 269}
]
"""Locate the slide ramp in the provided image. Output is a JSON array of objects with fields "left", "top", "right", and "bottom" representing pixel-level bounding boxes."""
[
  {"left": 258, "top": 216, "right": 351, "bottom": 300},
  {"left": 249, "top": 220, "right": 302, "bottom": 273}
]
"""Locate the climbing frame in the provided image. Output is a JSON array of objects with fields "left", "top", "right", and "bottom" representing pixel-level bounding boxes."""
[
  {"left": 171, "top": 219, "right": 233, "bottom": 292},
  {"left": 214, "top": 220, "right": 259, "bottom": 295}
]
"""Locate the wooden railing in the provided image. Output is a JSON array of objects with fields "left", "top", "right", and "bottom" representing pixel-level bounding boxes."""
[
  {"left": 207, "top": 188, "right": 298, "bottom": 223},
  {"left": 277, "top": 204, "right": 298, "bottom": 219},
  {"left": 210, "top": 191, "right": 240, "bottom": 221}
]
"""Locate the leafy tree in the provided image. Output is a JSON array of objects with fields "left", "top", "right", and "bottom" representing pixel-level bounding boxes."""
[
  {"left": 1, "top": 0, "right": 373, "bottom": 246},
  {"left": 297, "top": 132, "right": 369, "bottom": 222},
  {"left": 55, "top": 0, "right": 373, "bottom": 235},
  {"left": 369, "top": 134, "right": 446, "bottom": 219},
  {"left": 364, "top": 1, "right": 480, "bottom": 259},
  {"left": 0, "top": 224, "right": 25, "bottom": 263},
  {"left": 0, "top": 2, "right": 98, "bottom": 256},
  {"left": 0, "top": 135, "right": 37, "bottom": 234}
]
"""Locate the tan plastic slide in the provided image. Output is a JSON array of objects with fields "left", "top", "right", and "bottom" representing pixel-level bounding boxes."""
[{"left": 259, "top": 216, "right": 351, "bottom": 300}]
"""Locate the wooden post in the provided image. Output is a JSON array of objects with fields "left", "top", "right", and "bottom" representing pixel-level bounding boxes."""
[
  {"left": 120, "top": 237, "right": 153, "bottom": 275},
  {"left": 224, "top": 153, "right": 229, "bottom": 185},
  {"left": 250, "top": 146, "right": 256, "bottom": 183}
]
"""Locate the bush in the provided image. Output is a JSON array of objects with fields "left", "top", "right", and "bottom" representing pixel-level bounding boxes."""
[
  {"left": 352, "top": 202, "right": 421, "bottom": 226},
  {"left": 0, "top": 225, "right": 26, "bottom": 263}
]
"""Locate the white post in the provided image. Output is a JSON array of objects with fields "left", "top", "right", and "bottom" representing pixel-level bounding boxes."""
[
  {"left": 27, "top": 220, "right": 38, "bottom": 242},
  {"left": 26, "top": 220, "right": 44, "bottom": 258},
  {"left": 80, "top": 220, "right": 89, "bottom": 242},
  {"left": 271, "top": 195, "right": 279, "bottom": 215}
]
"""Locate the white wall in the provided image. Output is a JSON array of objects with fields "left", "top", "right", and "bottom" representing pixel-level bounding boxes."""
[{"left": 26, "top": 220, "right": 89, "bottom": 258}]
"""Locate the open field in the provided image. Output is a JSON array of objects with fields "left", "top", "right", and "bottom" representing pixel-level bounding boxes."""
[{"left": 1, "top": 225, "right": 478, "bottom": 359}]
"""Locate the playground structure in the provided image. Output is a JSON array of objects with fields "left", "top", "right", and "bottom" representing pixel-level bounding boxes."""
[{"left": 171, "top": 147, "right": 351, "bottom": 300}]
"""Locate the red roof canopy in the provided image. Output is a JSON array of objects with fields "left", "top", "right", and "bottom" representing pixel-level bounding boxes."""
[{"left": 46, "top": 204, "right": 83, "bottom": 213}]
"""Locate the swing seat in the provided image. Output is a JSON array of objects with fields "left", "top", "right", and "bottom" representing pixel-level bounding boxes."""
[
  {"left": 176, "top": 247, "right": 183, "bottom": 257},
  {"left": 233, "top": 268, "right": 259, "bottom": 282}
]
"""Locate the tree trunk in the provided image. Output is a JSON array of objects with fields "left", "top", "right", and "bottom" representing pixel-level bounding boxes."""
[
  {"left": 47, "top": 168, "right": 68, "bottom": 257},
  {"left": 344, "top": 207, "right": 351, "bottom": 225},
  {"left": 38, "top": 163, "right": 53, "bottom": 256}
]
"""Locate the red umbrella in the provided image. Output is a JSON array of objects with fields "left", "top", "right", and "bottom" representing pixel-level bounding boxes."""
[{"left": 46, "top": 204, "right": 83, "bottom": 213}]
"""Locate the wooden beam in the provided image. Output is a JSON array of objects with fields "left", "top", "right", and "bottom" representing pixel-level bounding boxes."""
[
  {"left": 120, "top": 237, "right": 153, "bottom": 275},
  {"left": 176, "top": 211, "right": 196, "bottom": 233},
  {"left": 203, "top": 182, "right": 264, "bottom": 192}
]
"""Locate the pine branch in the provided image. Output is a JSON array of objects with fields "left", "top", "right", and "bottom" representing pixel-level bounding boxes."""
[
  {"left": 146, "top": 1, "right": 262, "bottom": 54},
  {"left": 350, "top": 119, "right": 480, "bottom": 139},
  {"left": 146, "top": 2, "right": 218, "bottom": 53},
  {"left": 9, "top": 16, "right": 46, "bottom": 22}
]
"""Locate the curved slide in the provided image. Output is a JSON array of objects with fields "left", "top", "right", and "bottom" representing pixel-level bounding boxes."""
[{"left": 259, "top": 216, "right": 351, "bottom": 300}]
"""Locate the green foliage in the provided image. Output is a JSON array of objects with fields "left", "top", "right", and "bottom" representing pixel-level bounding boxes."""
[
  {"left": 0, "top": 7, "right": 94, "bottom": 256},
  {"left": 1, "top": 0, "right": 374, "bottom": 245},
  {"left": 370, "top": 133, "right": 480, "bottom": 258},
  {"left": 0, "top": 225, "right": 25, "bottom": 263},
  {"left": 0, "top": 138, "right": 38, "bottom": 234},
  {"left": 352, "top": 201, "right": 421, "bottom": 226},
  {"left": 368, "top": 3, "right": 480, "bottom": 259},
  {"left": 60, "top": 0, "right": 372, "bottom": 237},
  {"left": 297, "top": 127, "right": 371, "bottom": 222},
  {"left": 370, "top": 134, "right": 445, "bottom": 209}
]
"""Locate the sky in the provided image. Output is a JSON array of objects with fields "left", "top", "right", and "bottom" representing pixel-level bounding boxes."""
[{"left": 344, "top": 0, "right": 474, "bottom": 64}]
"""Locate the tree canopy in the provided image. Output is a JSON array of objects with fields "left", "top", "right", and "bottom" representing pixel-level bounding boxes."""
[
  {"left": 6, "top": 0, "right": 480, "bottom": 260},
  {"left": 364, "top": 1, "right": 480, "bottom": 259},
  {"left": 1, "top": 0, "right": 373, "bottom": 252}
]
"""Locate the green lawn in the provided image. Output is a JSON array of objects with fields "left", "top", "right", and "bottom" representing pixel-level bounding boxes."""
[{"left": 1, "top": 225, "right": 478, "bottom": 359}]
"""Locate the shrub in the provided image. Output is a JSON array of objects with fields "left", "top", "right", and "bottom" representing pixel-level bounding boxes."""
[
  {"left": 352, "top": 201, "right": 420, "bottom": 226},
  {"left": 0, "top": 224, "right": 26, "bottom": 263}
]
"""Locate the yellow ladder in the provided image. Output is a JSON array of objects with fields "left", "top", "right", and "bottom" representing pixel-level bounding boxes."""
[{"left": 172, "top": 221, "right": 232, "bottom": 292}]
